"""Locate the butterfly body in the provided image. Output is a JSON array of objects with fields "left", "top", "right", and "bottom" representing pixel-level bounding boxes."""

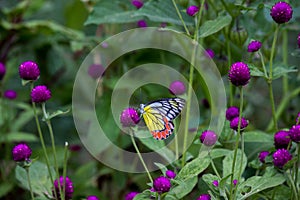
[{"left": 139, "top": 98, "right": 185, "bottom": 140}]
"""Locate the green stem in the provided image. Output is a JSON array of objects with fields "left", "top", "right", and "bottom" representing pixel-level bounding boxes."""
[
  {"left": 282, "top": 30, "right": 289, "bottom": 96},
  {"left": 62, "top": 142, "right": 69, "bottom": 200},
  {"left": 295, "top": 143, "right": 300, "bottom": 194},
  {"left": 258, "top": 51, "right": 268, "bottom": 78},
  {"left": 230, "top": 87, "right": 244, "bottom": 200},
  {"left": 286, "top": 171, "right": 299, "bottom": 200},
  {"left": 130, "top": 131, "right": 153, "bottom": 183},
  {"left": 209, "top": 153, "right": 221, "bottom": 179},
  {"left": 42, "top": 103, "right": 64, "bottom": 200},
  {"left": 268, "top": 82, "right": 277, "bottom": 131},
  {"left": 171, "top": 0, "right": 190, "bottom": 36},
  {"left": 26, "top": 168, "right": 35, "bottom": 200},
  {"left": 269, "top": 25, "right": 279, "bottom": 79}
]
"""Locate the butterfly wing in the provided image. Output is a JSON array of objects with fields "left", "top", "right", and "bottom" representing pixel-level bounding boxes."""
[{"left": 142, "top": 97, "right": 185, "bottom": 140}]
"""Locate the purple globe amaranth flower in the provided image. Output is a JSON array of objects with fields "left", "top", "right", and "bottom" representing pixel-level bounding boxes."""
[
  {"left": 125, "top": 192, "right": 138, "bottom": 200},
  {"left": 131, "top": 0, "right": 143, "bottom": 9},
  {"left": 19, "top": 61, "right": 40, "bottom": 80},
  {"left": 31, "top": 85, "right": 51, "bottom": 103},
  {"left": 186, "top": 5, "right": 199, "bottom": 16},
  {"left": 273, "top": 149, "right": 292, "bottom": 169},
  {"left": 200, "top": 130, "right": 218, "bottom": 146},
  {"left": 274, "top": 130, "right": 291, "bottom": 149},
  {"left": 228, "top": 62, "right": 251, "bottom": 87},
  {"left": 153, "top": 176, "right": 171, "bottom": 193},
  {"left": 247, "top": 40, "right": 262, "bottom": 52},
  {"left": 87, "top": 195, "right": 99, "bottom": 200},
  {"left": 226, "top": 106, "right": 239, "bottom": 121},
  {"left": 0, "top": 62, "right": 6, "bottom": 80},
  {"left": 166, "top": 170, "right": 176, "bottom": 179},
  {"left": 212, "top": 180, "right": 219, "bottom": 187},
  {"left": 258, "top": 151, "right": 269, "bottom": 163},
  {"left": 230, "top": 117, "right": 248, "bottom": 131},
  {"left": 120, "top": 108, "right": 140, "bottom": 127},
  {"left": 205, "top": 49, "right": 215, "bottom": 59},
  {"left": 197, "top": 194, "right": 211, "bottom": 200},
  {"left": 53, "top": 176, "right": 74, "bottom": 200},
  {"left": 233, "top": 179, "right": 238, "bottom": 186},
  {"left": 12, "top": 143, "right": 32, "bottom": 162},
  {"left": 298, "top": 33, "right": 300, "bottom": 48},
  {"left": 4, "top": 90, "right": 17, "bottom": 100},
  {"left": 137, "top": 20, "right": 147, "bottom": 28},
  {"left": 270, "top": 1, "right": 293, "bottom": 24},
  {"left": 289, "top": 125, "right": 300, "bottom": 143},
  {"left": 169, "top": 80, "right": 186, "bottom": 95},
  {"left": 88, "top": 64, "right": 105, "bottom": 79}
]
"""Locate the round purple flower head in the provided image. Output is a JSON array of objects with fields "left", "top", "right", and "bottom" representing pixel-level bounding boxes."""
[
  {"left": 0, "top": 62, "right": 6, "bottom": 80},
  {"left": 226, "top": 106, "right": 239, "bottom": 121},
  {"left": 233, "top": 179, "right": 238, "bottom": 186},
  {"left": 200, "top": 130, "right": 218, "bottom": 146},
  {"left": 88, "top": 64, "right": 105, "bottom": 79},
  {"left": 169, "top": 80, "right": 186, "bottom": 95},
  {"left": 212, "top": 180, "right": 219, "bottom": 187},
  {"left": 120, "top": 108, "right": 140, "bottom": 127},
  {"left": 4, "top": 90, "right": 17, "bottom": 100},
  {"left": 197, "top": 194, "right": 211, "bottom": 200},
  {"left": 274, "top": 130, "right": 291, "bottom": 149},
  {"left": 289, "top": 125, "right": 300, "bottom": 143},
  {"left": 205, "top": 49, "right": 215, "bottom": 59},
  {"left": 230, "top": 117, "right": 248, "bottom": 131},
  {"left": 153, "top": 176, "right": 171, "bottom": 193},
  {"left": 131, "top": 0, "right": 143, "bottom": 9},
  {"left": 19, "top": 61, "right": 40, "bottom": 80},
  {"left": 273, "top": 149, "right": 292, "bottom": 169},
  {"left": 53, "top": 176, "right": 74, "bottom": 200},
  {"left": 87, "top": 195, "right": 99, "bottom": 200},
  {"left": 186, "top": 5, "right": 199, "bottom": 16},
  {"left": 31, "top": 85, "right": 51, "bottom": 103},
  {"left": 258, "top": 151, "right": 269, "bottom": 163},
  {"left": 12, "top": 143, "right": 32, "bottom": 162},
  {"left": 247, "top": 40, "right": 262, "bottom": 52},
  {"left": 166, "top": 170, "right": 176, "bottom": 179},
  {"left": 137, "top": 20, "right": 147, "bottom": 28},
  {"left": 228, "top": 62, "right": 251, "bottom": 87},
  {"left": 270, "top": 1, "right": 293, "bottom": 24},
  {"left": 298, "top": 33, "right": 300, "bottom": 48},
  {"left": 125, "top": 192, "right": 138, "bottom": 200}
]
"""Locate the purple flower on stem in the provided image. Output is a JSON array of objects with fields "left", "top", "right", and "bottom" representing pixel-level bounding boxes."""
[
  {"left": 233, "top": 179, "right": 238, "bottom": 186},
  {"left": 258, "top": 151, "right": 269, "bottom": 163},
  {"left": 247, "top": 40, "right": 262, "bottom": 52},
  {"left": 197, "top": 194, "right": 211, "bottom": 200},
  {"left": 274, "top": 130, "right": 291, "bottom": 149},
  {"left": 137, "top": 20, "right": 147, "bottom": 28},
  {"left": 88, "top": 64, "right": 105, "bottom": 79},
  {"left": 166, "top": 170, "right": 176, "bottom": 179},
  {"left": 52, "top": 176, "right": 74, "bottom": 200},
  {"left": 273, "top": 149, "right": 292, "bottom": 169},
  {"left": 0, "top": 62, "right": 6, "bottom": 80},
  {"left": 228, "top": 62, "right": 251, "bottom": 87},
  {"left": 230, "top": 117, "right": 248, "bottom": 131},
  {"left": 120, "top": 108, "right": 140, "bottom": 127},
  {"left": 226, "top": 106, "right": 239, "bottom": 121},
  {"left": 200, "top": 130, "right": 218, "bottom": 146},
  {"left": 31, "top": 85, "right": 51, "bottom": 103},
  {"left": 153, "top": 176, "right": 171, "bottom": 193},
  {"left": 12, "top": 143, "right": 32, "bottom": 162},
  {"left": 87, "top": 195, "right": 99, "bottom": 200},
  {"left": 186, "top": 5, "right": 199, "bottom": 16},
  {"left": 125, "top": 192, "right": 138, "bottom": 200},
  {"left": 169, "top": 80, "right": 186, "bottom": 95},
  {"left": 19, "top": 61, "right": 40, "bottom": 81},
  {"left": 289, "top": 125, "right": 300, "bottom": 143},
  {"left": 131, "top": 0, "right": 143, "bottom": 9},
  {"left": 270, "top": 1, "right": 293, "bottom": 24},
  {"left": 212, "top": 180, "right": 219, "bottom": 187},
  {"left": 4, "top": 90, "right": 17, "bottom": 100},
  {"left": 205, "top": 49, "right": 215, "bottom": 58}
]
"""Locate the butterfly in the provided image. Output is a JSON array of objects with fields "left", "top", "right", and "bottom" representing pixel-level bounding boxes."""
[{"left": 139, "top": 97, "right": 185, "bottom": 140}]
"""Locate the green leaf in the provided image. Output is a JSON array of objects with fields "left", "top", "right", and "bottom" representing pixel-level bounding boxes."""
[
  {"left": 177, "top": 156, "right": 210, "bottom": 181},
  {"left": 202, "top": 173, "right": 219, "bottom": 188},
  {"left": 272, "top": 65, "right": 297, "bottom": 80},
  {"left": 85, "top": 0, "right": 142, "bottom": 25},
  {"left": 243, "top": 130, "right": 273, "bottom": 143},
  {"left": 47, "top": 109, "right": 70, "bottom": 120},
  {"left": 199, "top": 14, "right": 232, "bottom": 38},
  {"left": 223, "top": 149, "right": 247, "bottom": 180},
  {"left": 133, "top": 0, "right": 194, "bottom": 25},
  {"left": 165, "top": 177, "right": 197, "bottom": 199},
  {"left": 210, "top": 148, "right": 232, "bottom": 159},
  {"left": 15, "top": 161, "right": 56, "bottom": 197},
  {"left": 248, "top": 64, "right": 265, "bottom": 77},
  {"left": 35, "top": 147, "right": 67, "bottom": 168},
  {"left": 0, "top": 182, "right": 14, "bottom": 198},
  {"left": 0, "top": 132, "right": 38, "bottom": 143},
  {"left": 134, "top": 190, "right": 152, "bottom": 200}
]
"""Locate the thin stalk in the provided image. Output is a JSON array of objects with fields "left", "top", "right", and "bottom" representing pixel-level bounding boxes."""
[
  {"left": 282, "top": 30, "right": 289, "bottom": 96},
  {"left": 171, "top": 0, "right": 190, "bottom": 36},
  {"left": 295, "top": 143, "right": 300, "bottom": 194},
  {"left": 286, "top": 171, "right": 299, "bottom": 200},
  {"left": 42, "top": 103, "right": 64, "bottom": 200},
  {"left": 268, "top": 82, "right": 277, "bottom": 131},
  {"left": 26, "top": 168, "right": 35, "bottom": 200},
  {"left": 258, "top": 51, "right": 268, "bottom": 78},
  {"left": 209, "top": 153, "right": 221, "bottom": 179},
  {"left": 230, "top": 87, "right": 244, "bottom": 200},
  {"left": 62, "top": 142, "right": 69, "bottom": 200},
  {"left": 130, "top": 131, "right": 153, "bottom": 183}
]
